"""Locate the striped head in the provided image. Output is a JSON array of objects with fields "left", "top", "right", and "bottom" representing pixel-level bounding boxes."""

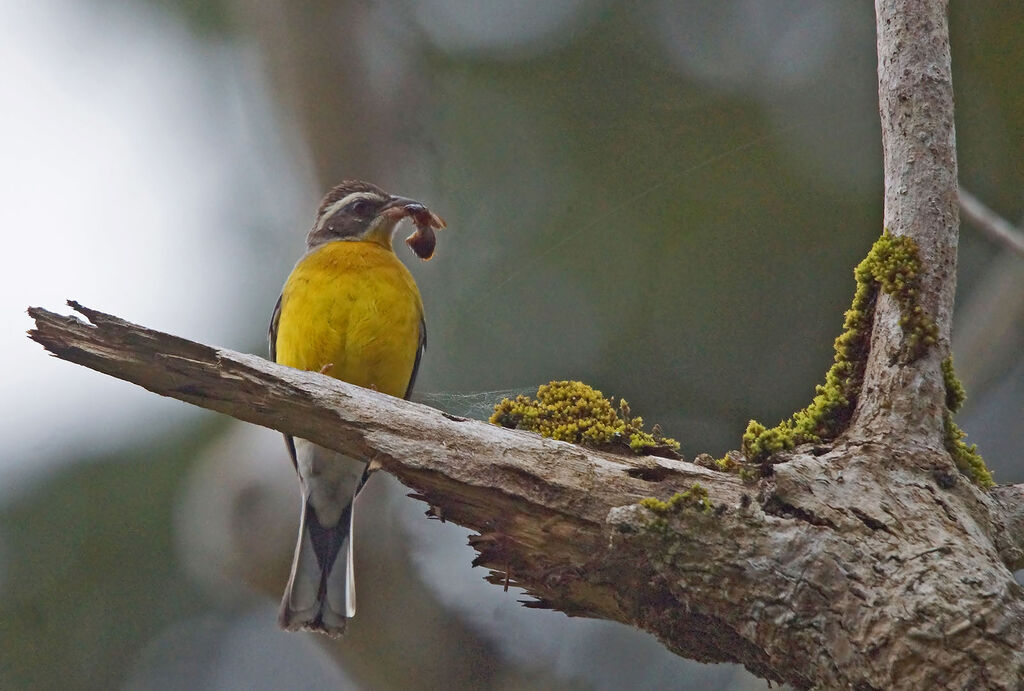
[{"left": 306, "top": 180, "right": 437, "bottom": 253}]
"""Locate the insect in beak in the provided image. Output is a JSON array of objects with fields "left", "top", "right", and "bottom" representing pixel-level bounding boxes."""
[{"left": 380, "top": 196, "right": 446, "bottom": 260}]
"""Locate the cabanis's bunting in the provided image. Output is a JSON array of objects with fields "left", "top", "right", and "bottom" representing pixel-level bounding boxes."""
[{"left": 269, "top": 180, "right": 444, "bottom": 636}]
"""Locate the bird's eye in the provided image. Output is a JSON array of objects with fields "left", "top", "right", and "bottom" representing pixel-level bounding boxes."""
[{"left": 350, "top": 200, "right": 369, "bottom": 215}]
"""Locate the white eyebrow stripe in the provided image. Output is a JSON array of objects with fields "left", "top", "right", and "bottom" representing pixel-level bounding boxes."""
[{"left": 315, "top": 192, "right": 386, "bottom": 232}]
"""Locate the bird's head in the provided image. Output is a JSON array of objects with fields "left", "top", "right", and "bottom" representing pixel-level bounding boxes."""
[{"left": 306, "top": 180, "right": 442, "bottom": 257}]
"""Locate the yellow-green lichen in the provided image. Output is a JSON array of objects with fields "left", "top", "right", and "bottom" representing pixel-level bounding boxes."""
[
  {"left": 741, "top": 230, "right": 936, "bottom": 464},
  {"left": 490, "top": 380, "right": 679, "bottom": 456},
  {"left": 639, "top": 484, "right": 714, "bottom": 538},
  {"left": 638, "top": 483, "right": 712, "bottom": 532},
  {"left": 713, "top": 455, "right": 735, "bottom": 472},
  {"left": 701, "top": 451, "right": 759, "bottom": 483},
  {"left": 640, "top": 483, "right": 713, "bottom": 515},
  {"left": 942, "top": 355, "right": 966, "bottom": 413},
  {"left": 941, "top": 356, "right": 993, "bottom": 488}
]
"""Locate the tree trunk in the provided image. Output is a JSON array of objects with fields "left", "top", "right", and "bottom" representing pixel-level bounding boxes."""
[{"left": 854, "top": 0, "right": 961, "bottom": 443}]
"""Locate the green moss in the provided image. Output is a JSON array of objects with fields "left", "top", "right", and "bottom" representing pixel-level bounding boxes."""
[
  {"left": 713, "top": 455, "right": 735, "bottom": 472},
  {"left": 639, "top": 484, "right": 714, "bottom": 539},
  {"left": 943, "top": 414, "right": 993, "bottom": 489},
  {"left": 942, "top": 356, "right": 966, "bottom": 413},
  {"left": 704, "top": 451, "right": 759, "bottom": 482},
  {"left": 741, "top": 230, "right": 936, "bottom": 463},
  {"left": 940, "top": 356, "right": 993, "bottom": 488},
  {"left": 490, "top": 381, "right": 679, "bottom": 456},
  {"left": 639, "top": 483, "right": 713, "bottom": 515}
]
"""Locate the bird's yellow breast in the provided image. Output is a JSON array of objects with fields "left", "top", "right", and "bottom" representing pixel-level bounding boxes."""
[{"left": 274, "top": 241, "right": 424, "bottom": 398}]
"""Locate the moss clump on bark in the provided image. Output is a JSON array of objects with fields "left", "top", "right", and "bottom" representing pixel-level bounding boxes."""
[
  {"left": 640, "top": 484, "right": 713, "bottom": 515},
  {"left": 738, "top": 232, "right": 992, "bottom": 489},
  {"left": 490, "top": 380, "right": 679, "bottom": 457},
  {"left": 639, "top": 484, "right": 714, "bottom": 537},
  {"left": 941, "top": 355, "right": 966, "bottom": 413},
  {"left": 941, "top": 356, "right": 993, "bottom": 488},
  {"left": 741, "top": 230, "right": 937, "bottom": 464}
]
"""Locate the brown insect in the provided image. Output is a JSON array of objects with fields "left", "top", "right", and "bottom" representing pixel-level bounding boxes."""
[{"left": 403, "top": 205, "right": 446, "bottom": 260}]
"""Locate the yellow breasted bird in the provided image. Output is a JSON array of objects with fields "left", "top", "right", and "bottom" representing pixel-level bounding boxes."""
[{"left": 269, "top": 180, "right": 443, "bottom": 636}]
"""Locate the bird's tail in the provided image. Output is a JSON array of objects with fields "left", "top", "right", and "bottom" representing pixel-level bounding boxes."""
[{"left": 278, "top": 491, "right": 356, "bottom": 637}]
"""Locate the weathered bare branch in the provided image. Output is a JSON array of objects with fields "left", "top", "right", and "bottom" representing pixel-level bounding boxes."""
[
  {"left": 26, "top": 303, "right": 1024, "bottom": 688},
  {"left": 959, "top": 187, "right": 1024, "bottom": 258},
  {"left": 24, "top": 302, "right": 770, "bottom": 666}
]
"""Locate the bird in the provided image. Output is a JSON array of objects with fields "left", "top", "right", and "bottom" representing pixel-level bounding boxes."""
[{"left": 268, "top": 179, "right": 442, "bottom": 636}]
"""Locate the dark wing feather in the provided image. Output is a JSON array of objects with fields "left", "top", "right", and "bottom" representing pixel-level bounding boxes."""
[
  {"left": 269, "top": 294, "right": 298, "bottom": 471},
  {"left": 403, "top": 317, "right": 427, "bottom": 400},
  {"left": 268, "top": 294, "right": 281, "bottom": 362}
]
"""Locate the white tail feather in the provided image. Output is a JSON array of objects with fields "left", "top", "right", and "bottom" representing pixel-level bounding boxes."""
[{"left": 278, "top": 441, "right": 365, "bottom": 636}]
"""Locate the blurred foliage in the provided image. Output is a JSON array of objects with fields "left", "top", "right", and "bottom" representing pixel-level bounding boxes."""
[
  {"left": 148, "top": 0, "right": 232, "bottom": 35},
  {"left": 7, "top": 0, "right": 1024, "bottom": 689},
  {"left": 415, "top": 2, "right": 881, "bottom": 456},
  {"left": 0, "top": 426, "right": 218, "bottom": 689}
]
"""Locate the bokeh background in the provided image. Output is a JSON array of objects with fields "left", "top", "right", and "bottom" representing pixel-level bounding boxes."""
[{"left": 3, "top": 1, "right": 1022, "bottom": 689}]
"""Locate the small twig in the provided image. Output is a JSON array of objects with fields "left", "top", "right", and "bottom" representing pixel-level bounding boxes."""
[{"left": 959, "top": 187, "right": 1024, "bottom": 258}]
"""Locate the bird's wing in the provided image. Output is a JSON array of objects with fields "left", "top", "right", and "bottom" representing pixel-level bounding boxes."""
[
  {"left": 269, "top": 293, "right": 298, "bottom": 471},
  {"left": 268, "top": 293, "right": 281, "bottom": 361},
  {"left": 403, "top": 316, "right": 427, "bottom": 400}
]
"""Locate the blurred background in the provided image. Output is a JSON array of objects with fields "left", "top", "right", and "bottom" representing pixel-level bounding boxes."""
[{"left": 2, "top": 0, "right": 1022, "bottom": 689}]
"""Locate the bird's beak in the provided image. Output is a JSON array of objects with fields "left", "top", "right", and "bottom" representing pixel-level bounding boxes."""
[{"left": 380, "top": 196, "right": 427, "bottom": 220}]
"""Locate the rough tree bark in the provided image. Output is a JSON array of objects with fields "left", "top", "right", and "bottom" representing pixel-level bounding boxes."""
[
  {"left": 855, "top": 0, "right": 961, "bottom": 441},
  {"left": 24, "top": 1, "right": 1024, "bottom": 688}
]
